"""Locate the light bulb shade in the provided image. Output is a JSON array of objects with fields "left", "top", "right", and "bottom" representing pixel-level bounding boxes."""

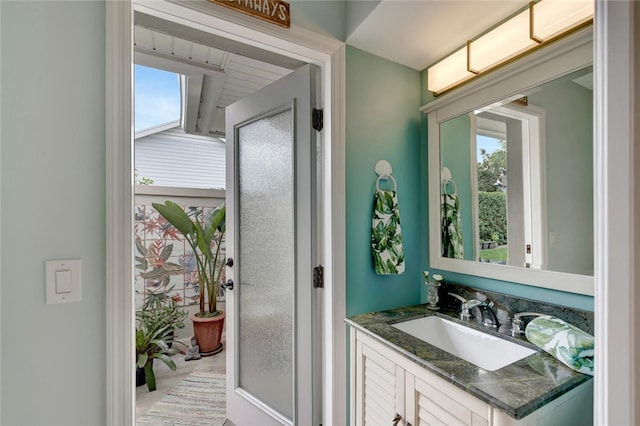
[
  {"left": 427, "top": 47, "right": 475, "bottom": 94},
  {"left": 531, "top": 0, "right": 594, "bottom": 42},
  {"left": 468, "top": 9, "right": 537, "bottom": 74},
  {"left": 425, "top": 0, "right": 594, "bottom": 95}
]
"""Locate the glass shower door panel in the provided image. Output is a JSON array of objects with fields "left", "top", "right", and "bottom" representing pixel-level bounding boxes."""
[{"left": 237, "top": 108, "right": 294, "bottom": 420}]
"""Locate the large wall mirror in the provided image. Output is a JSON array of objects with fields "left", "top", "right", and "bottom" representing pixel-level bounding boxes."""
[{"left": 423, "top": 28, "right": 593, "bottom": 295}]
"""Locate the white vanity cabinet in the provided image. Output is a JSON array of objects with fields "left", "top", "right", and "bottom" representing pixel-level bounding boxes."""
[
  {"left": 352, "top": 329, "right": 490, "bottom": 426},
  {"left": 350, "top": 328, "right": 593, "bottom": 426}
]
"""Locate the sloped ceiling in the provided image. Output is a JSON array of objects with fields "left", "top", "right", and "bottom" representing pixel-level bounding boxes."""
[
  {"left": 134, "top": 12, "right": 301, "bottom": 137},
  {"left": 346, "top": 0, "right": 529, "bottom": 71}
]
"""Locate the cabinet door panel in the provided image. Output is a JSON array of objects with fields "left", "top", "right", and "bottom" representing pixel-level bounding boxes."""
[
  {"left": 364, "top": 360, "right": 396, "bottom": 398},
  {"left": 471, "top": 413, "right": 489, "bottom": 426},
  {"left": 416, "top": 379, "right": 471, "bottom": 424},
  {"left": 418, "top": 406, "right": 447, "bottom": 426},
  {"left": 419, "top": 395, "right": 467, "bottom": 426},
  {"left": 359, "top": 342, "right": 401, "bottom": 425}
]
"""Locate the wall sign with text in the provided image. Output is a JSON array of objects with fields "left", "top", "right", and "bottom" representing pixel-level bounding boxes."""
[{"left": 209, "top": 0, "right": 290, "bottom": 28}]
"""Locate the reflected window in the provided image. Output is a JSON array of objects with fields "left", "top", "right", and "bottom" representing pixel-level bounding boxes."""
[{"left": 475, "top": 134, "right": 508, "bottom": 264}]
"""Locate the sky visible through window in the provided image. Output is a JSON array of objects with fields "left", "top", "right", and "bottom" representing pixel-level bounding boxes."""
[
  {"left": 135, "top": 65, "right": 181, "bottom": 132},
  {"left": 477, "top": 135, "right": 502, "bottom": 160}
]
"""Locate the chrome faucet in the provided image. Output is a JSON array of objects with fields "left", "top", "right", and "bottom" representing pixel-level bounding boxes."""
[
  {"left": 465, "top": 300, "right": 500, "bottom": 328},
  {"left": 510, "top": 312, "right": 545, "bottom": 336},
  {"left": 447, "top": 293, "right": 500, "bottom": 328}
]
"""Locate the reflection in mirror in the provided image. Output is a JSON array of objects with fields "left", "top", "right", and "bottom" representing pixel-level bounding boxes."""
[{"left": 439, "top": 66, "right": 593, "bottom": 276}]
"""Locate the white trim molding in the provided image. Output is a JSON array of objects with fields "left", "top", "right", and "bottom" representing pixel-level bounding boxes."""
[
  {"left": 594, "top": 0, "right": 638, "bottom": 425},
  {"left": 106, "top": 1, "right": 346, "bottom": 424},
  {"left": 106, "top": 1, "right": 135, "bottom": 425}
]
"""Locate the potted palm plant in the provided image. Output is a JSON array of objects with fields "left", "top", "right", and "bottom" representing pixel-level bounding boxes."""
[{"left": 152, "top": 201, "right": 226, "bottom": 356}]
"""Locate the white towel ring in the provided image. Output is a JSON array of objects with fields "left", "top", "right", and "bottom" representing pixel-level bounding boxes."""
[
  {"left": 442, "top": 179, "right": 457, "bottom": 196},
  {"left": 376, "top": 174, "right": 397, "bottom": 192}
]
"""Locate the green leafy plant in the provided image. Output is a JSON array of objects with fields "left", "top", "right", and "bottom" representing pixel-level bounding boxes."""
[
  {"left": 135, "top": 319, "right": 176, "bottom": 392},
  {"left": 137, "top": 293, "right": 188, "bottom": 341},
  {"left": 478, "top": 191, "right": 507, "bottom": 243},
  {"left": 477, "top": 140, "right": 506, "bottom": 192},
  {"left": 152, "top": 201, "right": 226, "bottom": 317},
  {"left": 134, "top": 168, "right": 154, "bottom": 185}
]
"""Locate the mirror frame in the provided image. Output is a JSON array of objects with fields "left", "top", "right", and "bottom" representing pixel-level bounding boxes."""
[{"left": 421, "top": 27, "right": 594, "bottom": 296}]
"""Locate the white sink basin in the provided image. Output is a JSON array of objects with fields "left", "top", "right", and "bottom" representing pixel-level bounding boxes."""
[{"left": 392, "top": 316, "right": 536, "bottom": 371}]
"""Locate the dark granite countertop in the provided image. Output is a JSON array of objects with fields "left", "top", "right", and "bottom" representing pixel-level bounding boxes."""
[{"left": 346, "top": 304, "right": 593, "bottom": 420}]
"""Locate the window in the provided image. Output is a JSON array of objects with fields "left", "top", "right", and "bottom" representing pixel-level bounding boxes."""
[{"left": 135, "top": 65, "right": 181, "bottom": 133}]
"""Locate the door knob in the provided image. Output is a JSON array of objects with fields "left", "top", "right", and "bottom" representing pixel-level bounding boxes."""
[
  {"left": 225, "top": 257, "right": 234, "bottom": 267},
  {"left": 221, "top": 279, "right": 234, "bottom": 290}
]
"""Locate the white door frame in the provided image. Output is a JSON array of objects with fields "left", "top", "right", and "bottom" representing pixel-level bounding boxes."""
[
  {"left": 593, "top": 1, "right": 639, "bottom": 425},
  {"left": 105, "top": 1, "right": 346, "bottom": 425},
  {"left": 488, "top": 104, "right": 546, "bottom": 270}
]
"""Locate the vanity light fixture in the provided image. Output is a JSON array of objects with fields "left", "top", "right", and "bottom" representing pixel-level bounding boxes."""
[{"left": 427, "top": 0, "right": 593, "bottom": 95}]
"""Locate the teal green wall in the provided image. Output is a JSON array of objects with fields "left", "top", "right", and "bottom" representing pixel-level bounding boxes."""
[
  {"left": 440, "top": 114, "right": 475, "bottom": 260},
  {"left": 419, "top": 69, "right": 594, "bottom": 311},
  {"left": 346, "top": 46, "right": 422, "bottom": 316}
]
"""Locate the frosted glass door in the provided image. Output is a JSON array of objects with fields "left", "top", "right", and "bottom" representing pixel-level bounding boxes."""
[
  {"left": 238, "top": 109, "right": 294, "bottom": 419},
  {"left": 225, "top": 64, "right": 319, "bottom": 426}
]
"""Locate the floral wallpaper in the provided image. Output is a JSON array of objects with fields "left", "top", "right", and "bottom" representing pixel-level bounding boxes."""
[{"left": 134, "top": 202, "right": 225, "bottom": 309}]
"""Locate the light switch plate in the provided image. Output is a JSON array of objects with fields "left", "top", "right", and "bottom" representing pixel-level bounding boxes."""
[{"left": 46, "top": 259, "right": 82, "bottom": 304}]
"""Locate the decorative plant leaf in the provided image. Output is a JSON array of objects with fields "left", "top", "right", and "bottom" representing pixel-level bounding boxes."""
[
  {"left": 195, "top": 224, "right": 213, "bottom": 259},
  {"left": 135, "top": 239, "right": 147, "bottom": 256},
  {"left": 152, "top": 201, "right": 194, "bottom": 236},
  {"left": 135, "top": 256, "right": 148, "bottom": 271},
  {"left": 163, "top": 262, "right": 184, "bottom": 273},
  {"left": 140, "top": 268, "right": 165, "bottom": 280},
  {"left": 153, "top": 352, "right": 177, "bottom": 371},
  {"left": 149, "top": 240, "right": 164, "bottom": 259},
  {"left": 143, "top": 362, "right": 156, "bottom": 391},
  {"left": 159, "top": 244, "right": 173, "bottom": 261},
  {"left": 137, "top": 352, "right": 148, "bottom": 368},
  {"left": 204, "top": 205, "right": 225, "bottom": 245}
]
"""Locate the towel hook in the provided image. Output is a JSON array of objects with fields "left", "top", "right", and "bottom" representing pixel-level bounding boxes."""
[{"left": 375, "top": 160, "right": 393, "bottom": 177}]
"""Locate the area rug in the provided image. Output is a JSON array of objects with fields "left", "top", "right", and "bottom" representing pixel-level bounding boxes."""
[{"left": 136, "top": 369, "right": 227, "bottom": 426}]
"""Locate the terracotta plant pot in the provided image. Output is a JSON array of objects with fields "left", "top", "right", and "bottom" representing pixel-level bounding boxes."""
[{"left": 191, "top": 312, "right": 225, "bottom": 356}]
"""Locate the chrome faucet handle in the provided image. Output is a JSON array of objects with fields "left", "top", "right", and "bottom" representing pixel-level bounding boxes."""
[
  {"left": 510, "top": 312, "right": 545, "bottom": 336},
  {"left": 464, "top": 299, "right": 493, "bottom": 309},
  {"left": 461, "top": 300, "right": 486, "bottom": 321},
  {"left": 482, "top": 318, "right": 496, "bottom": 328},
  {"left": 447, "top": 293, "right": 471, "bottom": 320},
  {"left": 460, "top": 305, "right": 471, "bottom": 321},
  {"left": 464, "top": 299, "right": 499, "bottom": 328}
]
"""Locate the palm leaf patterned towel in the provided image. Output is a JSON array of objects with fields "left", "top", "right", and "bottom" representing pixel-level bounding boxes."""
[
  {"left": 525, "top": 315, "right": 594, "bottom": 376},
  {"left": 441, "top": 193, "right": 464, "bottom": 259},
  {"left": 371, "top": 189, "right": 405, "bottom": 275}
]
